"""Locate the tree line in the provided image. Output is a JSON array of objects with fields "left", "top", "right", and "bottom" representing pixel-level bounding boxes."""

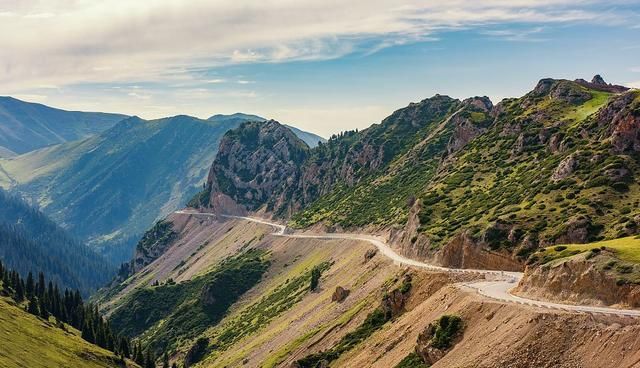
[{"left": 0, "top": 259, "right": 176, "bottom": 367}]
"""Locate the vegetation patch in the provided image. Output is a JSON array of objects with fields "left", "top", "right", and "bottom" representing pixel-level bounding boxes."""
[
  {"left": 203, "top": 261, "right": 332, "bottom": 358},
  {"left": 109, "top": 249, "right": 270, "bottom": 352},
  {"left": 395, "top": 352, "right": 429, "bottom": 368}
]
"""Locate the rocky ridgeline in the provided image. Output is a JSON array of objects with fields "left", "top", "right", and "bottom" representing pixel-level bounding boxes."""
[{"left": 200, "top": 75, "right": 640, "bottom": 273}]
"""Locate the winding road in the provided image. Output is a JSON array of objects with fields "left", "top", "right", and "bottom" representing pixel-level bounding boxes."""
[{"left": 175, "top": 210, "right": 640, "bottom": 317}]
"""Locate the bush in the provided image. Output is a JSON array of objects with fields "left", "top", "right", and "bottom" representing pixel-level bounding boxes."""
[
  {"left": 554, "top": 245, "right": 567, "bottom": 252},
  {"left": 430, "top": 315, "right": 463, "bottom": 350},
  {"left": 310, "top": 266, "right": 322, "bottom": 291}
]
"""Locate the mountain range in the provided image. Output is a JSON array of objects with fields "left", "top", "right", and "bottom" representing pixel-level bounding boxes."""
[
  {"left": 0, "top": 99, "right": 324, "bottom": 263},
  {"left": 200, "top": 75, "right": 639, "bottom": 268},
  {"left": 0, "top": 96, "right": 127, "bottom": 156}
]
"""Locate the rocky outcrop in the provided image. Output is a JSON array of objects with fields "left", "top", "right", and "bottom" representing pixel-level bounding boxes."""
[
  {"left": 527, "top": 78, "right": 592, "bottom": 106},
  {"left": 553, "top": 215, "right": 601, "bottom": 245},
  {"left": 205, "top": 120, "right": 310, "bottom": 216},
  {"left": 515, "top": 255, "right": 640, "bottom": 307},
  {"left": 575, "top": 74, "right": 629, "bottom": 94},
  {"left": 331, "top": 286, "right": 350, "bottom": 303},
  {"left": 415, "top": 315, "right": 463, "bottom": 366},
  {"left": 436, "top": 232, "right": 523, "bottom": 272},
  {"left": 446, "top": 97, "right": 493, "bottom": 154},
  {"left": 594, "top": 90, "right": 640, "bottom": 153},
  {"left": 551, "top": 154, "right": 578, "bottom": 181}
]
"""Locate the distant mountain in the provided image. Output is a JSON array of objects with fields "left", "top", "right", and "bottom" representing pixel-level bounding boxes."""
[
  {"left": 0, "top": 113, "right": 323, "bottom": 264},
  {"left": 0, "top": 189, "right": 113, "bottom": 295},
  {"left": 207, "top": 113, "right": 326, "bottom": 148},
  {"left": 0, "top": 97, "right": 127, "bottom": 155}
]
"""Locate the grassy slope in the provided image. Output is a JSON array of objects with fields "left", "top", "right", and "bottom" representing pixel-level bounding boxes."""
[
  {"left": 0, "top": 297, "right": 132, "bottom": 368},
  {"left": 293, "top": 82, "right": 640, "bottom": 258}
]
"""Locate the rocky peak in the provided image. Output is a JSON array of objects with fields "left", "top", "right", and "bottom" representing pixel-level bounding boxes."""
[
  {"left": 205, "top": 120, "right": 310, "bottom": 215},
  {"left": 529, "top": 78, "right": 591, "bottom": 105},
  {"left": 575, "top": 74, "right": 629, "bottom": 93},
  {"left": 446, "top": 96, "right": 494, "bottom": 154},
  {"left": 591, "top": 74, "right": 607, "bottom": 85}
]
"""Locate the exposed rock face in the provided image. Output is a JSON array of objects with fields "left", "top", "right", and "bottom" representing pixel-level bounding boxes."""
[
  {"left": 528, "top": 78, "right": 592, "bottom": 105},
  {"left": 131, "top": 220, "right": 178, "bottom": 274},
  {"left": 553, "top": 215, "right": 600, "bottom": 245},
  {"left": 515, "top": 256, "right": 640, "bottom": 307},
  {"left": 446, "top": 97, "right": 493, "bottom": 154},
  {"left": 551, "top": 154, "right": 578, "bottom": 181},
  {"left": 381, "top": 289, "right": 407, "bottom": 318},
  {"left": 205, "top": 120, "right": 310, "bottom": 216},
  {"left": 415, "top": 316, "right": 463, "bottom": 365},
  {"left": 575, "top": 74, "right": 629, "bottom": 93},
  {"left": 331, "top": 286, "right": 350, "bottom": 302},
  {"left": 436, "top": 232, "right": 523, "bottom": 272},
  {"left": 595, "top": 91, "right": 640, "bottom": 153}
]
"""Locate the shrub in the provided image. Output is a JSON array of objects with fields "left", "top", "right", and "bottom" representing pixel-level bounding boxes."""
[
  {"left": 430, "top": 315, "right": 463, "bottom": 350},
  {"left": 554, "top": 245, "right": 567, "bottom": 252}
]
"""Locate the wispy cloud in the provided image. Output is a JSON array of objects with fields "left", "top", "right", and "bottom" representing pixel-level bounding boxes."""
[
  {"left": 480, "top": 27, "right": 547, "bottom": 42},
  {"left": 0, "top": 0, "right": 634, "bottom": 91}
]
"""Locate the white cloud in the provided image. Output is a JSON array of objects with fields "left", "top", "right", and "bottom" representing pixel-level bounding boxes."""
[
  {"left": 236, "top": 80, "right": 254, "bottom": 85},
  {"left": 0, "top": 0, "right": 629, "bottom": 91}
]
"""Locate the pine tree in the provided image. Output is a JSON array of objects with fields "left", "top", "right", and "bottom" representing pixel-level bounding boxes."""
[
  {"left": 27, "top": 295, "right": 39, "bottom": 315},
  {"left": 39, "top": 297, "right": 50, "bottom": 320},
  {"left": 25, "top": 272, "right": 34, "bottom": 297},
  {"left": 15, "top": 278, "right": 25, "bottom": 301},
  {"left": 134, "top": 343, "right": 145, "bottom": 365},
  {"left": 144, "top": 349, "right": 155, "bottom": 368},
  {"left": 37, "top": 272, "right": 45, "bottom": 298},
  {"left": 119, "top": 337, "right": 131, "bottom": 358},
  {"left": 162, "top": 352, "right": 169, "bottom": 368}
]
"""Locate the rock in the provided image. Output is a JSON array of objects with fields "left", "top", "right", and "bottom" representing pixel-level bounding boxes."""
[
  {"left": 595, "top": 91, "right": 640, "bottom": 153},
  {"left": 446, "top": 97, "right": 493, "bottom": 154},
  {"left": 554, "top": 215, "right": 598, "bottom": 244},
  {"left": 529, "top": 78, "right": 592, "bottom": 105},
  {"left": 591, "top": 74, "right": 607, "bottom": 85},
  {"left": 551, "top": 154, "right": 578, "bottom": 181},
  {"left": 331, "top": 286, "right": 350, "bottom": 302},
  {"left": 364, "top": 248, "right": 377, "bottom": 262},
  {"left": 381, "top": 289, "right": 407, "bottom": 318}
]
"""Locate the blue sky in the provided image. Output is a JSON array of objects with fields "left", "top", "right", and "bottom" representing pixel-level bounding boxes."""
[{"left": 1, "top": 1, "right": 639, "bottom": 136}]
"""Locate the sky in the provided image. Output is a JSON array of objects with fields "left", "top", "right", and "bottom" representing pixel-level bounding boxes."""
[{"left": 1, "top": 1, "right": 639, "bottom": 137}]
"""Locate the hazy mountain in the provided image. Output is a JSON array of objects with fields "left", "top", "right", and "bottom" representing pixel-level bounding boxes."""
[
  {"left": 0, "top": 96, "right": 127, "bottom": 155},
  {"left": 0, "top": 189, "right": 113, "bottom": 295},
  {"left": 0, "top": 112, "right": 325, "bottom": 264}
]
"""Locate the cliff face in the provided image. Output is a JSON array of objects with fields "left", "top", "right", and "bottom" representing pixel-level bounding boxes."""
[
  {"left": 514, "top": 253, "right": 640, "bottom": 308},
  {"left": 205, "top": 120, "right": 310, "bottom": 216}
]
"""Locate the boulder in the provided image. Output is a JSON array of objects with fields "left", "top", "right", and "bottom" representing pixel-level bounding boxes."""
[{"left": 331, "top": 286, "right": 350, "bottom": 303}]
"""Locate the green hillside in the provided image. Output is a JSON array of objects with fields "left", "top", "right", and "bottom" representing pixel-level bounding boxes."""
[
  {"left": 0, "top": 296, "right": 135, "bottom": 368},
  {"left": 200, "top": 77, "right": 640, "bottom": 262}
]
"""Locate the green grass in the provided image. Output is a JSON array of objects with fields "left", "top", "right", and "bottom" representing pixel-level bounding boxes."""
[
  {"left": 0, "top": 297, "right": 135, "bottom": 368},
  {"left": 566, "top": 90, "right": 612, "bottom": 124},
  {"left": 205, "top": 262, "right": 332, "bottom": 358},
  {"left": 395, "top": 352, "right": 428, "bottom": 368},
  {"left": 534, "top": 236, "right": 640, "bottom": 264},
  {"left": 109, "top": 249, "right": 270, "bottom": 352}
]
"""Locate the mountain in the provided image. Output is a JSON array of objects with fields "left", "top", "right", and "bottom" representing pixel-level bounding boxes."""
[
  {"left": 208, "top": 113, "right": 326, "bottom": 148},
  {"left": 0, "top": 97, "right": 127, "bottom": 155},
  {"left": 200, "top": 76, "right": 640, "bottom": 268},
  {"left": 0, "top": 113, "right": 325, "bottom": 264},
  {"left": 95, "top": 75, "right": 640, "bottom": 368},
  {"left": 0, "top": 189, "right": 113, "bottom": 295}
]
